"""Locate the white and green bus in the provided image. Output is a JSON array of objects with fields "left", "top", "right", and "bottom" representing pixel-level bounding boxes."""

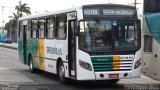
[{"left": 18, "top": 4, "right": 141, "bottom": 83}]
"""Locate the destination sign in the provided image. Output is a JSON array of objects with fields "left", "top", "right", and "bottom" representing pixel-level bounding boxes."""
[
  {"left": 67, "top": 12, "right": 77, "bottom": 19},
  {"left": 83, "top": 8, "right": 136, "bottom": 16},
  {"left": 84, "top": 9, "right": 99, "bottom": 15},
  {"left": 103, "top": 9, "right": 135, "bottom": 16}
]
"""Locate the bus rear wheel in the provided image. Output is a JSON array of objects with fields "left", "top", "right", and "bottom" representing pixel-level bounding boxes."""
[
  {"left": 58, "top": 62, "right": 67, "bottom": 83},
  {"left": 29, "top": 56, "right": 37, "bottom": 73}
]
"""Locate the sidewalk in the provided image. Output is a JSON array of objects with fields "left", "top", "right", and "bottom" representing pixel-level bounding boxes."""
[{"left": 0, "top": 42, "right": 18, "bottom": 50}]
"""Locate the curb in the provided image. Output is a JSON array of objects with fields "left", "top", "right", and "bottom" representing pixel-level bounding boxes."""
[{"left": 0, "top": 44, "right": 17, "bottom": 50}]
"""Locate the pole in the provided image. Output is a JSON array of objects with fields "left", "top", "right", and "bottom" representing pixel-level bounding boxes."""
[
  {"left": 0, "top": 6, "right": 14, "bottom": 35},
  {"left": 132, "top": 0, "right": 141, "bottom": 7},
  {"left": 134, "top": 0, "right": 137, "bottom": 7},
  {"left": 2, "top": 6, "right": 4, "bottom": 35},
  {"left": 10, "top": 20, "right": 12, "bottom": 40}
]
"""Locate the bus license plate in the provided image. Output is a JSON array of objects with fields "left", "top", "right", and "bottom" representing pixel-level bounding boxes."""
[{"left": 109, "top": 74, "right": 119, "bottom": 78}]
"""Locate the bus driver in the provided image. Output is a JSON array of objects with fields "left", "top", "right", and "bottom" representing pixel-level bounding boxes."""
[{"left": 93, "top": 26, "right": 104, "bottom": 45}]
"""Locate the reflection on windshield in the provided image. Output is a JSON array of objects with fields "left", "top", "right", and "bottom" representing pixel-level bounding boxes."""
[{"left": 79, "top": 19, "right": 140, "bottom": 52}]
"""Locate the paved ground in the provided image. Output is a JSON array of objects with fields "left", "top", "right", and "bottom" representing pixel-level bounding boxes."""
[
  {"left": 0, "top": 67, "right": 34, "bottom": 83},
  {"left": 0, "top": 44, "right": 160, "bottom": 90},
  {"left": 121, "top": 75, "right": 160, "bottom": 84}
]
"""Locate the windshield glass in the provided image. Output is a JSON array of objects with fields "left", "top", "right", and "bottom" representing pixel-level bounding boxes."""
[{"left": 79, "top": 19, "right": 140, "bottom": 52}]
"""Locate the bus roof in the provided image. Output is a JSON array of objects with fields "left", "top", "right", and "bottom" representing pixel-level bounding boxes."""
[
  {"left": 18, "top": 4, "right": 136, "bottom": 21},
  {"left": 82, "top": 4, "right": 136, "bottom": 8},
  {"left": 18, "top": 7, "right": 78, "bottom": 21}
]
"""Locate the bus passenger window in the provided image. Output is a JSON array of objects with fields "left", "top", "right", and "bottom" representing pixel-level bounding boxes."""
[
  {"left": 31, "top": 20, "right": 38, "bottom": 38},
  {"left": 39, "top": 19, "right": 45, "bottom": 39},
  {"left": 56, "top": 15, "right": 67, "bottom": 39},
  {"left": 27, "top": 20, "right": 31, "bottom": 39},
  {"left": 46, "top": 17, "right": 54, "bottom": 39}
]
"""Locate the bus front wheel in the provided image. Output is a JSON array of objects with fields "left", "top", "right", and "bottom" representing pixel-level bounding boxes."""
[
  {"left": 58, "top": 62, "right": 66, "bottom": 83},
  {"left": 29, "top": 56, "right": 37, "bottom": 73}
]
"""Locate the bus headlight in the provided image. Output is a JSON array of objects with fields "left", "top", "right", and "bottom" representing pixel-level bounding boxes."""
[
  {"left": 134, "top": 59, "right": 141, "bottom": 69},
  {"left": 79, "top": 60, "right": 92, "bottom": 71}
]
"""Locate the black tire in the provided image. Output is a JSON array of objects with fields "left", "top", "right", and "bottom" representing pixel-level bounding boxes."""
[
  {"left": 58, "top": 62, "right": 67, "bottom": 83},
  {"left": 29, "top": 56, "right": 37, "bottom": 73}
]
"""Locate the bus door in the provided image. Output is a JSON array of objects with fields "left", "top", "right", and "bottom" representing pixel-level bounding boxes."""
[
  {"left": 22, "top": 20, "right": 28, "bottom": 64},
  {"left": 67, "top": 12, "right": 77, "bottom": 77}
]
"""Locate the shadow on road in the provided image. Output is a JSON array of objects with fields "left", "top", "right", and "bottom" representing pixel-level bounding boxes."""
[
  {"left": 64, "top": 79, "right": 124, "bottom": 90},
  {"left": 19, "top": 69, "right": 124, "bottom": 90}
]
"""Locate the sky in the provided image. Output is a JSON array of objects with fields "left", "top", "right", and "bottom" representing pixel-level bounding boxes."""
[{"left": 0, "top": 0, "right": 143, "bottom": 26}]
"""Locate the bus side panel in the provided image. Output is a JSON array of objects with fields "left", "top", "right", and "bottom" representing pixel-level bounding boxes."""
[
  {"left": 44, "top": 39, "right": 69, "bottom": 77},
  {"left": 28, "top": 38, "right": 45, "bottom": 70},
  {"left": 30, "top": 39, "right": 39, "bottom": 69},
  {"left": 143, "top": 39, "right": 160, "bottom": 80},
  {"left": 18, "top": 23, "right": 26, "bottom": 64},
  {"left": 76, "top": 49, "right": 96, "bottom": 80},
  {"left": 131, "top": 49, "right": 142, "bottom": 78},
  {"left": 38, "top": 39, "right": 45, "bottom": 70},
  {"left": 43, "top": 39, "right": 57, "bottom": 73},
  {"left": 18, "top": 37, "right": 24, "bottom": 64},
  {"left": 26, "top": 38, "right": 32, "bottom": 64},
  {"left": 142, "top": 12, "right": 160, "bottom": 80}
]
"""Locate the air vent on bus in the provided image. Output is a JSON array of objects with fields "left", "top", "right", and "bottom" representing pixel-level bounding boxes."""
[{"left": 91, "top": 57, "right": 133, "bottom": 72}]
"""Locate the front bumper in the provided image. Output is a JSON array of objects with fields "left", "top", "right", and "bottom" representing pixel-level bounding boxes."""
[{"left": 95, "top": 71, "right": 132, "bottom": 80}]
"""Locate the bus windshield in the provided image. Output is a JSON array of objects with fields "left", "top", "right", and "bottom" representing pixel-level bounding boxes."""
[{"left": 79, "top": 19, "right": 140, "bottom": 53}]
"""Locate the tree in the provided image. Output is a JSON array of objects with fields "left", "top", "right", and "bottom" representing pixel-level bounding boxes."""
[
  {"left": 5, "top": 1, "right": 31, "bottom": 42},
  {"left": 4, "top": 19, "right": 17, "bottom": 33},
  {"left": 4, "top": 19, "right": 16, "bottom": 39},
  {"left": 8, "top": 1, "right": 31, "bottom": 21},
  {"left": 15, "top": 1, "right": 31, "bottom": 18},
  {"left": 11, "top": 13, "right": 18, "bottom": 20}
]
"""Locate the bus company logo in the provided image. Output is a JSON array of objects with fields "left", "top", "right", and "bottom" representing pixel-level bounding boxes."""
[
  {"left": 47, "top": 47, "right": 62, "bottom": 55},
  {"left": 120, "top": 56, "right": 134, "bottom": 60},
  {"left": 97, "top": 59, "right": 109, "bottom": 61}
]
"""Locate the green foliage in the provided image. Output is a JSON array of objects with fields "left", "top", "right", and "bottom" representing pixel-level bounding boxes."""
[
  {"left": 15, "top": 1, "right": 31, "bottom": 18},
  {"left": 4, "top": 19, "right": 17, "bottom": 32},
  {"left": 5, "top": 1, "right": 31, "bottom": 37}
]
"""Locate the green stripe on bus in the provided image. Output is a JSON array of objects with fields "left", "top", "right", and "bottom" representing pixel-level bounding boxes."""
[
  {"left": 92, "top": 62, "right": 113, "bottom": 65},
  {"left": 94, "top": 68, "right": 113, "bottom": 71}
]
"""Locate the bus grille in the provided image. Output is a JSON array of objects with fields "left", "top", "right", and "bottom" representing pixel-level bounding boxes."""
[{"left": 91, "top": 56, "right": 134, "bottom": 72}]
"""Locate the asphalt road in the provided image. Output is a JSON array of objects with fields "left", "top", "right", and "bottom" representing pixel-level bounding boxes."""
[{"left": 0, "top": 47, "right": 159, "bottom": 90}]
